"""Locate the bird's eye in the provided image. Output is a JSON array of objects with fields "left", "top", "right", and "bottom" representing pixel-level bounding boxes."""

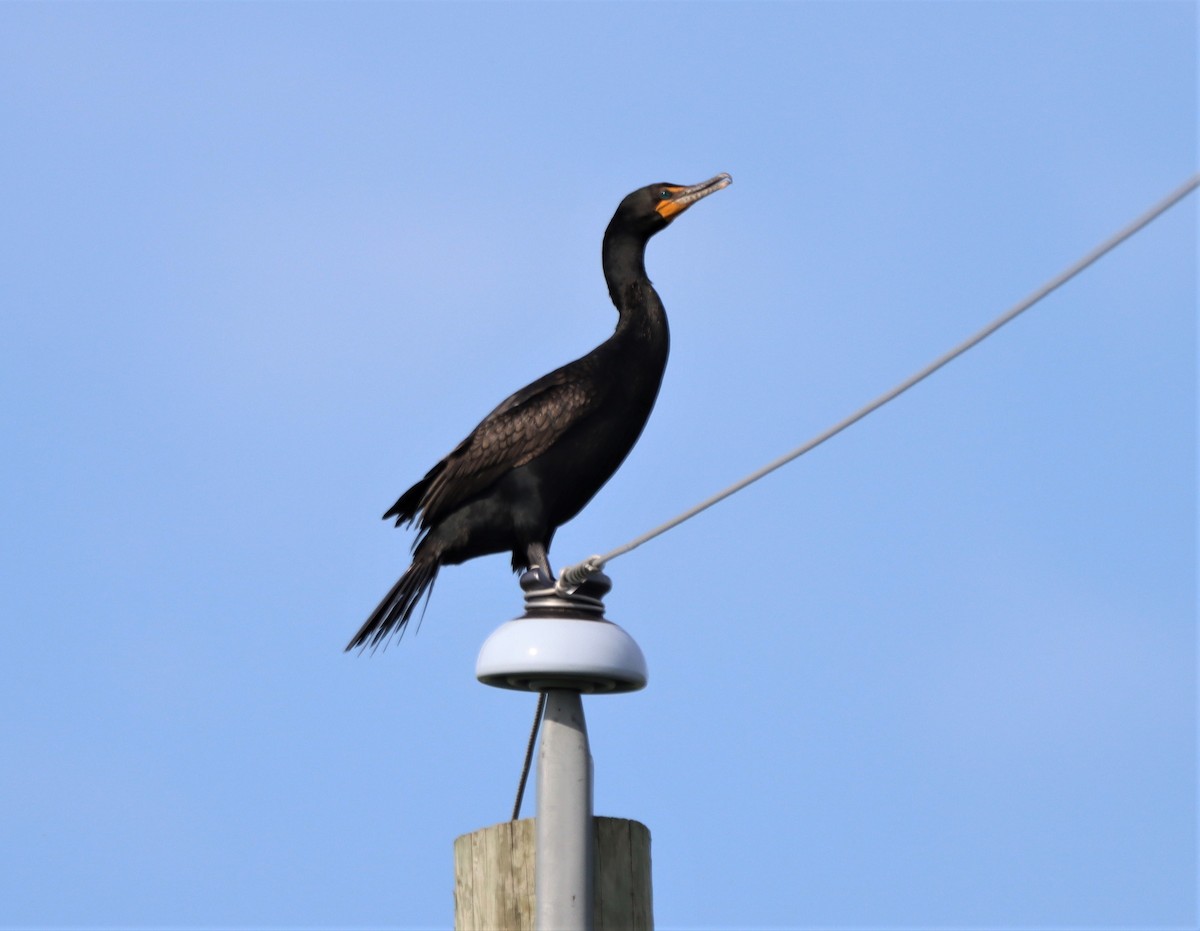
[{"left": 658, "top": 189, "right": 671, "bottom": 200}]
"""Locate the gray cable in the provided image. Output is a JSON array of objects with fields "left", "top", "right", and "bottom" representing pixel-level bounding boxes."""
[
  {"left": 556, "top": 173, "right": 1199, "bottom": 593},
  {"left": 511, "top": 691, "right": 546, "bottom": 821}
]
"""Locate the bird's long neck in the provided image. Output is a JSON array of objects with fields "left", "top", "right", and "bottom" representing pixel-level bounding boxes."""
[{"left": 602, "top": 229, "right": 668, "bottom": 345}]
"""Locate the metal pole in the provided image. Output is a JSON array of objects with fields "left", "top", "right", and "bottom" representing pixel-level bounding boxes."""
[{"left": 536, "top": 688, "right": 594, "bottom": 931}]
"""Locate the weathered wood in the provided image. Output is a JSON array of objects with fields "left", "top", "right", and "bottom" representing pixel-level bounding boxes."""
[
  {"left": 453, "top": 819, "right": 535, "bottom": 931},
  {"left": 594, "top": 817, "right": 653, "bottom": 931},
  {"left": 453, "top": 817, "right": 652, "bottom": 931}
]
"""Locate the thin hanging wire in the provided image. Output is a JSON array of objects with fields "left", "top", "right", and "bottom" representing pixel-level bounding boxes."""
[
  {"left": 556, "top": 173, "right": 1200, "bottom": 592},
  {"left": 511, "top": 691, "right": 547, "bottom": 821}
]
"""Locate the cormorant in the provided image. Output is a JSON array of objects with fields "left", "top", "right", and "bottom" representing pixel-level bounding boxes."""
[{"left": 347, "top": 173, "right": 731, "bottom": 650}]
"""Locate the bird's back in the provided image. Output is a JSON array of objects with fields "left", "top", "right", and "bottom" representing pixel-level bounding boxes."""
[{"left": 387, "top": 320, "right": 666, "bottom": 554}]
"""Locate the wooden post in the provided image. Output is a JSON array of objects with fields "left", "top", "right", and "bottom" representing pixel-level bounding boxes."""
[
  {"left": 593, "top": 817, "right": 653, "bottom": 931},
  {"left": 453, "top": 817, "right": 652, "bottom": 931}
]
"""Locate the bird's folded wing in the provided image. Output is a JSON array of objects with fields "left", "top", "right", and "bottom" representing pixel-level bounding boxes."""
[{"left": 416, "top": 365, "right": 603, "bottom": 527}]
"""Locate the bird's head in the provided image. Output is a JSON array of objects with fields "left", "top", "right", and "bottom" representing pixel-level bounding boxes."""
[{"left": 610, "top": 173, "right": 733, "bottom": 238}]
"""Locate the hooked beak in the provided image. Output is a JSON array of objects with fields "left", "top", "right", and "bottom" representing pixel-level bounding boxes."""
[{"left": 655, "top": 173, "right": 733, "bottom": 220}]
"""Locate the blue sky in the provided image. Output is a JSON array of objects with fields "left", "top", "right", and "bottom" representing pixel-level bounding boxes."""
[{"left": 1, "top": 3, "right": 1195, "bottom": 929}]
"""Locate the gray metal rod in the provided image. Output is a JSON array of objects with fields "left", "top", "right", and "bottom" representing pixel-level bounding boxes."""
[{"left": 536, "top": 689, "right": 594, "bottom": 931}]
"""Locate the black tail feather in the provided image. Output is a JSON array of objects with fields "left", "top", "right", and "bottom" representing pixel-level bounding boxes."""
[{"left": 346, "top": 557, "right": 440, "bottom": 652}]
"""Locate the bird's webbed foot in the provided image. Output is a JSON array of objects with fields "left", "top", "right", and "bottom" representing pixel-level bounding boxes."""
[{"left": 523, "top": 542, "right": 555, "bottom": 587}]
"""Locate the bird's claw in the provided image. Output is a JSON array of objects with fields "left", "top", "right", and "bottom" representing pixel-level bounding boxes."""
[{"left": 521, "top": 565, "right": 556, "bottom": 589}]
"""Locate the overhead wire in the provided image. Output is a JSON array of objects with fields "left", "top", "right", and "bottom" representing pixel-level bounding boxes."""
[{"left": 555, "top": 172, "right": 1200, "bottom": 593}]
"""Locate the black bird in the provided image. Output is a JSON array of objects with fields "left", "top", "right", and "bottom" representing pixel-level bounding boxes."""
[{"left": 348, "top": 174, "right": 731, "bottom": 650}]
